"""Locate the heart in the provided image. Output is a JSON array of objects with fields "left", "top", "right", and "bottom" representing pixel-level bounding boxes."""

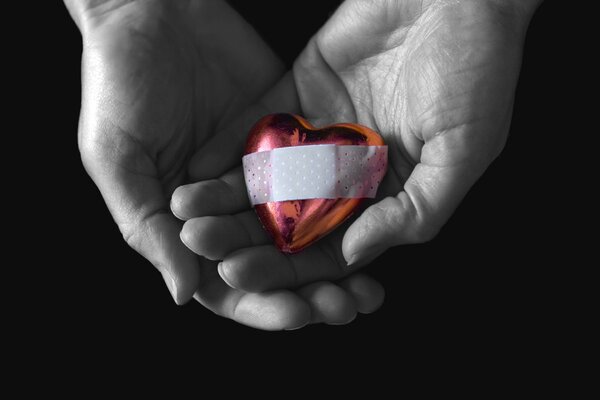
[{"left": 244, "top": 113, "right": 386, "bottom": 253}]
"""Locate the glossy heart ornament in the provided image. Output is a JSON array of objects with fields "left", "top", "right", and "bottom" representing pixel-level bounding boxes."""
[{"left": 243, "top": 113, "right": 387, "bottom": 253}]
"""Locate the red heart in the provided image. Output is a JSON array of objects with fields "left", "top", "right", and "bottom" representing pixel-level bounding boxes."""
[{"left": 244, "top": 113, "right": 385, "bottom": 253}]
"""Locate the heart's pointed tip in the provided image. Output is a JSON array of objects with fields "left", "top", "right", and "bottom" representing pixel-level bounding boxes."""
[
  {"left": 277, "top": 244, "right": 303, "bottom": 255},
  {"left": 275, "top": 239, "right": 313, "bottom": 254}
]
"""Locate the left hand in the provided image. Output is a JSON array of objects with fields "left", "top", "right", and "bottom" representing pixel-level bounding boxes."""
[{"left": 65, "top": 0, "right": 285, "bottom": 304}]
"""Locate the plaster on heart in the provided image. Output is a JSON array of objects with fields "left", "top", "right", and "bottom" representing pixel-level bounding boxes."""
[{"left": 244, "top": 113, "right": 386, "bottom": 253}]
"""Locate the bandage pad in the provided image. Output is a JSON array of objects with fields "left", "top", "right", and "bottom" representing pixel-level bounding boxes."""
[
  {"left": 243, "top": 113, "right": 388, "bottom": 253},
  {"left": 243, "top": 144, "right": 387, "bottom": 205}
]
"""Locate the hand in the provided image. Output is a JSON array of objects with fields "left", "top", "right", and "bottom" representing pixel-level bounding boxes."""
[
  {"left": 68, "top": 0, "right": 384, "bottom": 329},
  {"left": 173, "top": 0, "right": 541, "bottom": 294}
]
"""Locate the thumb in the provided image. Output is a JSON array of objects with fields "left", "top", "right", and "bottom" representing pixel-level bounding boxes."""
[{"left": 342, "top": 150, "right": 488, "bottom": 266}]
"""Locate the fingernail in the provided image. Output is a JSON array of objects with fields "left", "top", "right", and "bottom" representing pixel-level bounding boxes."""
[
  {"left": 217, "top": 262, "right": 237, "bottom": 289},
  {"left": 328, "top": 313, "right": 357, "bottom": 326},
  {"left": 346, "top": 254, "right": 359, "bottom": 267},
  {"left": 347, "top": 246, "right": 384, "bottom": 267},
  {"left": 164, "top": 272, "right": 180, "bottom": 305},
  {"left": 285, "top": 321, "right": 309, "bottom": 331},
  {"left": 170, "top": 198, "right": 185, "bottom": 221}
]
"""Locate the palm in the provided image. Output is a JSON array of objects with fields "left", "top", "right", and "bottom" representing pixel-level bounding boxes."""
[{"left": 175, "top": 0, "right": 527, "bottom": 294}]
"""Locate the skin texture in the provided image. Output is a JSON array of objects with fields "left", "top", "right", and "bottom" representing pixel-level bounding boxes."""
[
  {"left": 175, "top": 0, "right": 542, "bottom": 300},
  {"left": 66, "top": 0, "right": 385, "bottom": 330}
]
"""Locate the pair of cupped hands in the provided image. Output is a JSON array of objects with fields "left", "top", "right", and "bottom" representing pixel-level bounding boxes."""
[{"left": 66, "top": 0, "right": 540, "bottom": 330}]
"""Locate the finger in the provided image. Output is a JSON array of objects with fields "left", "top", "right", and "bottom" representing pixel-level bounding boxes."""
[
  {"left": 196, "top": 262, "right": 371, "bottom": 329},
  {"left": 188, "top": 72, "right": 300, "bottom": 181},
  {"left": 217, "top": 231, "right": 348, "bottom": 293},
  {"left": 342, "top": 135, "right": 487, "bottom": 266},
  {"left": 171, "top": 167, "right": 249, "bottom": 220},
  {"left": 338, "top": 273, "right": 385, "bottom": 314},
  {"left": 180, "top": 211, "right": 270, "bottom": 261},
  {"left": 296, "top": 281, "right": 357, "bottom": 325},
  {"left": 194, "top": 262, "right": 310, "bottom": 331},
  {"left": 182, "top": 208, "right": 350, "bottom": 289}
]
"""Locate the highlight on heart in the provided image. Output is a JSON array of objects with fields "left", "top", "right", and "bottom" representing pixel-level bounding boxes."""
[{"left": 243, "top": 113, "right": 388, "bottom": 253}]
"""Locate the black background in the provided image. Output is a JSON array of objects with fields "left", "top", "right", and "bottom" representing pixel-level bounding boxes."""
[{"left": 29, "top": 0, "right": 564, "bottom": 363}]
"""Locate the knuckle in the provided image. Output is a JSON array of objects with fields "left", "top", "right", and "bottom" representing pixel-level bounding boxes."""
[
  {"left": 365, "top": 197, "right": 404, "bottom": 239},
  {"left": 413, "top": 223, "right": 440, "bottom": 244},
  {"left": 367, "top": 203, "right": 389, "bottom": 224},
  {"left": 400, "top": 193, "right": 440, "bottom": 244},
  {"left": 410, "top": 207, "right": 440, "bottom": 244},
  {"left": 365, "top": 201, "right": 396, "bottom": 232}
]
